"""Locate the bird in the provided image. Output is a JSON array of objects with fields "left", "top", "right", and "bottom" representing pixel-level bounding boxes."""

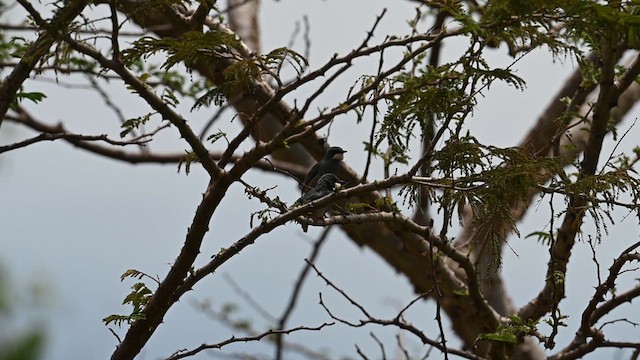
[
  {"left": 302, "top": 146, "right": 347, "bottom": 193},
  {"left": 292, "top": 173, "right": 344, "bottom": 232}
]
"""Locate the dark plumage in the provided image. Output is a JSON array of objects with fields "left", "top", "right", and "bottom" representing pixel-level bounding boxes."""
[
  {"left": 302, "top": 146, "right": 347, "bottom": 192},
  {"left": 292, "top": 173, "right": 344, "bottom": 232}
]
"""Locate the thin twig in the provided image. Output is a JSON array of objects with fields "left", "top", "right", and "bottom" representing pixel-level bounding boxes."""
[
  {"left": 309, "top": 262, "right": 486, "bottom": 360},
  {"left": 222, "top": 272, "right": 278, "bottom": 324},
  {"left": 165, "top": 323, "right": 335, "bottom": 360},
  {"left": 274, "top": 228, "right": 332, "bottom": 360},
  {"left": 0, "top": 132, "right": 149, "bottom": 154}
]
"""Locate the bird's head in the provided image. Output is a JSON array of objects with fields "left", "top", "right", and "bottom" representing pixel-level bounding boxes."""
[{"left": 326, "top": 146, "right": 347, "bottom": 161}]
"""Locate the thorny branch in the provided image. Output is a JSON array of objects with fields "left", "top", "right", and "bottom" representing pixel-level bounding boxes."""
[
  {"left": 308, "top": 261, "right": 487, "bottom": 360},
  {"left": 0, "top": 131, "right": 148, "bottom": 154},
  {"left": 164, "top": 322, "right": 335, "bottom": 360},
  {"left": 191, "top": 299, "right": 331, "bottom": 360},
  {"left": 274, "top": 228, "right": 332, "bottom": 360},
  {"left": 4, "top": 109, "right": 306, "bottom": 177},
  {"left": 4, "top": 1, "right": 640, "bottom": 360},
  {"left": 549, "top": 241, "right": 640, "bottom": 359},
  {"left": 519, "top": 37, "right": 620, "bottom": 323},
  {"left": 0, "top": 0, "right": 89, "bottom": 129}
]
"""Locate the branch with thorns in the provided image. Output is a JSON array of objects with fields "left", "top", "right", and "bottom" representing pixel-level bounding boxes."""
[{"left": 307, "top": 260, "right": 486, "bottom": 360}]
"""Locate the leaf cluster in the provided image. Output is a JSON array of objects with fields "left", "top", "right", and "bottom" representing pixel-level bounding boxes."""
[
  {"left": 122, "top": 31, "right": 242, "bottom": 70},
  {"left": 427, "top": 138, "right": 563, "bottom": 270},
  {"left": 564, "top": 1, "right": 640, "bottom": 51},
  {"left": 379, "top": 52, "right": 526, "bottom": 169},
  {"left": 177, "top": 151, "right": 200, "bottom": 175},
  {"left": 381, "top": 64, "right": 470, "bottom": 155},
  {"left": 567, "top": 165, "right": 640, "bottom": 242},
  {"left": 120, "top": 112, "right": 156, "bottom": 138},
  {"left": 103, "top": 269, "right": 156, "bottom": 327},
  {"left": 123, "top": 31, "right": 307, "bottom": 110},
  {"left": 130, "top": 60, "right": 213, "bottom": 100},
  {"left": 479, "top": 315, "right": 539, "bottom": 345},
  {"left": 445, "top": 0, "right": 578, "bottom": 57},
  {"left": 10, "top": 91, "right": 47, "bottom": 111},
  {"left": 0, "top": 34, "right": 29, "bottom": 62}
]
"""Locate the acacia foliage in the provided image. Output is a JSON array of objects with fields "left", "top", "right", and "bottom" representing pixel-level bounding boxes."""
[{"left": 2, "top": 0, "right": 640, "bottom": 359}]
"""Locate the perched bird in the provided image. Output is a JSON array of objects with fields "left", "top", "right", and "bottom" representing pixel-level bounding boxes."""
[
  {"left": 302, "top": 146, "right": 347, "bottom": 192},
  {"left": 292, "top": 173, "right": 344, "bottom": 232}
]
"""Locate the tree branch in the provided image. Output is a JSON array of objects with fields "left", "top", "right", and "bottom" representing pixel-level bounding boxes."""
[
  {"left": 165, "top": 322, "right": 334, "bottom": 360},
  {"left": 310, "top": 263, "right": 487, "bottom": 360},
  {"left": 0, "top": 0, "right": 89, "bottom": 130},
  {"left": 519, "top": 37, "right": 621, "bottom": 323}
]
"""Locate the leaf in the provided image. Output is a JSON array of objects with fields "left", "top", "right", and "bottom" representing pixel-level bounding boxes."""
[
  {"left": 161, "top": 88, "right": 179, "bottom": 107},
  {"left": 10, "top": 91, "right": 47, "bottom": 110},
  {"left": 138, "top": 72, "right": 151, "bottom": 83},
  {"left": 344, "top": 202, "right": 371, "bottom": 212},
  {"left": 551, "top": 270, "right": 565, "bottom": 285},
  {"left": 120, "top": 113, "right": 154, "bottom": 138},
  {"left": 177, "top": 151, "right": 199, "bottom": 175},
  {"left": 264, "top": 47, "right": 309, "bottom": 77},
  {"left": 206, "top": 130, "right": 226, "bottom": 144},
  {"left": 525, "top": 231, "right": 552, "bottom": 243},
  {"left": 453, "top": 289, "right": 469, "bottom": 296},
  {"left": 102, "top": 314, "right": 131, "bottom": 327},
  {"left": 478, "top": 332, "right": 519, "bottom": 344},
  {"left": 121, "top": 31, "right": 242, "bottom": 70},
  {"left": 15, "top": 91, "right": 47, "bottom": 103},
  {"left": 192, "top": 88, "right": 227, "bottom": 111},
  {"left": 120, "top": 269, "right": 146, "bottom": 281}
]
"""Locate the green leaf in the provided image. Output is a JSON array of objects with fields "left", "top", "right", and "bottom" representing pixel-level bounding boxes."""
[
  {"left": 192, "top": 88, "right": 227, "bottom": 111},
  {"left": 120, "top": 113, "right": 155, "bottom": 138},
  {"left": 206, "top": 130, "right": 226, "bottom": 144},
  {"left": 15, "top": 91, "right": 46, "bottom": 103},
  {"left": 10, "top": 91, "right": 47, "bottom": 110},
  {"left": 551, "top": 270, "right": 565, "bottom": 285},
  {"left": 453, "top": 289, "right": 469, "bottom": 296},
  {"left": 177, "top": 151, "right": 199, "bottom": 175},
  {"left": 525, "top": 231, "right": 552, "bottom": 243},
  {"left": 138, "top": 72, "right": 151, "bottom": 83},
  {"left": 478, "top": 332, "right": 519, "bottom": 344}
]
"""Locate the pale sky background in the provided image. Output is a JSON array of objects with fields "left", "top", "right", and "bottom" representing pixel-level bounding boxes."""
[{"left": 1, "top": 1, "right": 639, "bottom": 359}]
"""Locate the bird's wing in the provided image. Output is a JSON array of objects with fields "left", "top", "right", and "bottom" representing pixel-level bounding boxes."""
[
  {"left": 302, "top": 162, "right": 321, "bottom": 188},
  {"left": 302, "top": 191, "right": 324, "bottom": 203},
  {"left": 293, "top": 188, "right": 332, "bottom": 207}
]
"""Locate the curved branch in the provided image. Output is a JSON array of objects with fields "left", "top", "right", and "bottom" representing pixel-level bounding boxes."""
[
  {"left": 519, "top": 38, "right": 621, "bottom": 323},
  {"left": 0, "top": 0, "right": 89, "bottom": 129},
  {"left": 165, "top": 322, "right": 334, "bottom": 360},
  {"left": 310, "top": 262, "right": 488, "bottom": 360},
  {"left": 60, "top": 33, "right": 224, "bottom": 178},
  {"left": 551, "top": 242, "right": 640, "bottom": 359}
]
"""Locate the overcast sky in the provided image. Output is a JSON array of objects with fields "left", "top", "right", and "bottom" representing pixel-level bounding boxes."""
[{"left": 1, "top": 1, "right": 639, "bottom": 359}]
